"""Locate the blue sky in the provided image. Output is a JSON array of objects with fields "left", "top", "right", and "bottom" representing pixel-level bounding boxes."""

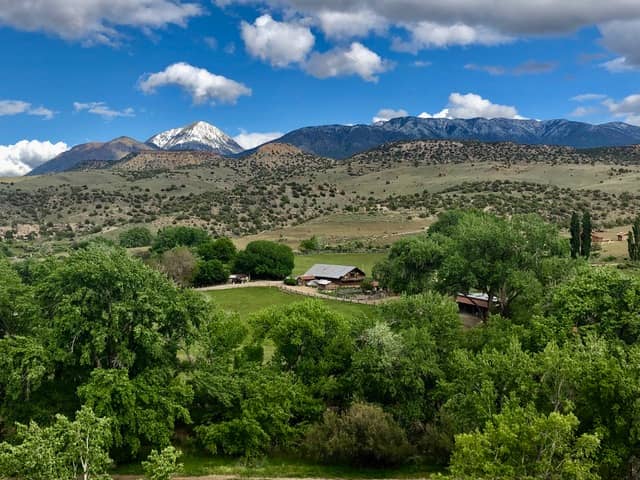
[{"left": 1, "top": 0, "right": 640, "bottom": 175}]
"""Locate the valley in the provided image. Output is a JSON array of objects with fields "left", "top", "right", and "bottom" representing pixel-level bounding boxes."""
[{"left": 3, "top": 139, "right": 640, "bottom": 263}]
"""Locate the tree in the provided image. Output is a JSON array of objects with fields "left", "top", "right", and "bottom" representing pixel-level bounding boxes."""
[
  {"left": 1, "top": 244, "right": 205, "bottom": 457},
  {"left": 193, "top": 259, "right": 229, "bottom": 287},
  {"left": 251, "top": 300, "right": 354, "bottom": 400},
  {"left": 372, "top": 236, "right": 447, "bottom": 294},
  {"left": 197, "top": 237, "right": 237, "bottom": 263},
  {"left": 548, "top": 267, "right": 640, "bottom": 344},
  {"left": 151, "top": 226, "right": 209, "bottom": 254},
  {"left": 570, "top": 212, "right": 581, "bottom": 259},
  {"left": 156, "top": 246, "right": 198, "bottom": 286},
  {"left": 234, "top": 241, "right": 294, "bottom": 280},
  {"left": 142, "top": 446, "right": 182, "bottom": 480},
  {"left": 628, "top": 216, "right": 640, "bottom": 261},
  {"left": 450, "top": 402, "right": 600, "bottom": 480},
  {"left": 581, "top": 211, "right": 592, "bottom": 259},
  {"left": 0, "top": 257, "right": 38, "bottom": 338},
  {"left": 0, "top": 406, "right": 112, "bottom": 480},
  {"left": 119, "top": 227, "right": 153, "bottom": 248}
]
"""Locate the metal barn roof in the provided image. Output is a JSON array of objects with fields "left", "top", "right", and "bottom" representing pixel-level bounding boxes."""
[{"left": 303, "top": 264, "right": 362, "bottom": 280}]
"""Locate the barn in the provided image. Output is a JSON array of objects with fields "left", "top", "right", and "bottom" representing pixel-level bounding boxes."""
[{"left": 298, "top": 264, "right": 366, "bottom": 287}]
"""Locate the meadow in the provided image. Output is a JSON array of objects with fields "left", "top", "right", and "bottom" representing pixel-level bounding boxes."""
[{"left": 204, "top": 286, "right": 377, "bottom": 319}]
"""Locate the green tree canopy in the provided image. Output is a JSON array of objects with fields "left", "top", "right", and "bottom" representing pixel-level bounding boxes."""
[{"left": 234, "top": 241, "right": 294, "bottom": 280}]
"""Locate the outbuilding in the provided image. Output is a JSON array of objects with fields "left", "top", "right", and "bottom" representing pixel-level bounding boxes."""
[{"left": 299, "top": 264, "right": 366, "bottom": 287}]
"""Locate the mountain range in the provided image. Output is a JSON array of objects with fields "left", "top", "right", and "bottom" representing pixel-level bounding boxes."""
[{"left": 29, "top": 117, "right": 640, "bottom": 175}]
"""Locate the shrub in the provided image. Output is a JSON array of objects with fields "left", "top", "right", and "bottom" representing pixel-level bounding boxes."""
[
  {"left": 119, "top": 227, "right": 153, "bottom": 248},
  {"left": 193, "top": 260, "right": 229, "bottom": 287},
  {"left": 303, "top": 403, "right": 413, "bottom": 467},
  {"left": 234, "top": 241, "right": 294, "bottom": 280},
  {"left": 299, "top": 236, "right": 321, "bottom": 252},
  {"left": 142, "top": 446, "right": 183, "bottom": 480},
  {"left": 284, "top": 277, "right": 298, "bottom": 286}
]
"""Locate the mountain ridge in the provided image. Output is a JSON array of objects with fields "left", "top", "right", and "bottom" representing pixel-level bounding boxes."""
[{"left": 269, "top": 117, "right": 640, "bottom": 159}]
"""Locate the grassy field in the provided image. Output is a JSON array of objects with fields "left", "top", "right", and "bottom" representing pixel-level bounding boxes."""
[
  {"left": 293, "top": 251, "right": 387, "bottom": 276},
  {"left": 205, "top": 287, "right": 377, "bottom": 319},
  {"left": 113, "top": 452, "right": 439, "bottom": 478}
]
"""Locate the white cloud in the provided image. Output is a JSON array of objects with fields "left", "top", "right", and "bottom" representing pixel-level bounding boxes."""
[
  {"left": 241, "top": 15, "right": 315, "bottom": 67},
  {"left": 601, "top": 57, "right": 636, "bottom": 73},
  {"left": 419, "top": 92, "right": 525, "bottom": 120},
  {"left": 0, "top": 0, "right": 202, "bottom": 45},
  {"left": 393, "top": 22, "right": 510, "bottom": 52},
  {"left": 74, "top": 101, "right": 134, "bottom": 119},
  {"left": 569, "top": 106, "right": 599, "bottom": 118},
  {"left": 599, "top": 20, "right": 640, "bottom": 70},
  {"left": 139, "top": 62, "right": 252, "bottom": 104},
  {"left": 605, "top": 94, "right": 640, "bottom": 125},
  {"left": 216, "top": 0, "right": 640, "bottom": 62},
  {"left": 315, "top": 10, "right": 387, "bottom": 40},
  {"left": 571, "top": 93, "right": 608, "bottom": 102},
  {"left": 233, "top": 130, "right": 283, "bottom": 149},
  {"left": 0, "top": 100, "right": 54, "bottom": 119},
  {"left": 373, "top": 108, "right": 409, "bottom": 123},
  {"left": 304, "top": 42, "right": 392, "bottom": 82},
  {"left": 0, "top": 140, "right": 68, "bottom": 177}
]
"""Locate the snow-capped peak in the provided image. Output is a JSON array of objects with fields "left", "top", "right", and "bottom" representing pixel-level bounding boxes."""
[{"left": 147, "top": 121, "right": 244, "bottom": 155}]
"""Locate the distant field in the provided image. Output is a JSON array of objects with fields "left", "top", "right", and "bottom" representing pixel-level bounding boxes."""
[
  {"left": 204, "top": 286, "right": 377, "bottom": 319},
  {"left": 293, "top": 251, "right": 387, "bottom": 276}
]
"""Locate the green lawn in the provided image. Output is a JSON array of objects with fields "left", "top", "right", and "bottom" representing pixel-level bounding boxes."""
[
  {"left": 205, "top": 287, "right": 377, "bottom": 319},
  {"left": 293, "top": 252, "right": 387, "bottom": 276}
]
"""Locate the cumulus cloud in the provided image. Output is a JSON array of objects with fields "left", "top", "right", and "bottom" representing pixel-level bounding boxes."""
[
  {"left": 304, "top": 42, "right": 392, "bottom": 82},
  {"left": 0, "top": 0, "right": 201, "bottom": 45},
  {"left": 241, "top": 15, "right": 315, "bottom": 67},
  {"left": 604, "top": 94, "right": 640, "bottom": 125},
  {"left": 419, "top": 92, "right": 525, "bottom": 120},
  {"left": 0, "top": 100, "right": 54, "bottom": 119},
  {"left": 216, "top": 0, "right": 640, "bottom": 62},
  {"left": 0, "top": 140, "right": 68, "bottom": 177},
  {"left": 569, "top": 106, "right": 599, "bottom": 118},
  {"left": 74, "top": 101, "right": 134, "bottom": 119},
  {"left": 233, "top": 130, "right": 283, "bottom": 149},
  {"left": 373, "top": 108, "right": 409, "bottom": 123},
  {"left": 315, "top": 10, "right": 387, "bottom": 40},
  {"left": 139, "top": 62, "right": 251, "bottom": 104}
]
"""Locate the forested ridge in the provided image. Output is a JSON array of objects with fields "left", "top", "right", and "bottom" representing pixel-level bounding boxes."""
[{"left": 2, "top": 211, "right": 640, "bottom": 479}]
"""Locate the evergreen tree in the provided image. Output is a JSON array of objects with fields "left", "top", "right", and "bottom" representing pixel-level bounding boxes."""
[
  {"left": 628, "top": 217, "right": 640, "bottom": 262},
  {"left": 569, "top": 212, "right": 581, "bottom": 259},
  {"left": 580, "top": 211, "right": 592, "bottom": 259}
]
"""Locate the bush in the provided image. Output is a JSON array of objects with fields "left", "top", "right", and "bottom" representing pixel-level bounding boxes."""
[
  {"left": 193, "top": 260, "right": 229, "bottom": 287},
  {"left": 303, "top": 403, "right": 413, "bottom": 467},
  {"left": 119, "top": 227, "right": 153, "bottom": 248},
  {"left": 234, "top": 241, "right": 294, "bottom": 280},
  {"left": 152, "top": 227, "right": 209, "bottom": 254},
  {"left": 299, "top": 236, "right": 322, "bottom": 252},
  {"left": 142, "top": 446, "right": 183, "bottom": 480},
  {"left": 284, "top": 277, "right": 298, "bottom": 286},
  {"left": 156, "top": 247, "right": 198, "bottom": 287},
  {"left": 196, "top": 237, "right": 237, "bottom": 263}
]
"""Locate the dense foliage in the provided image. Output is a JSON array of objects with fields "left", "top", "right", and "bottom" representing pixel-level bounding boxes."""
[
  {"left": 4, "top": 211, "right": 640, "bottom": 479},
  {"left": 234, "top": 241, "right": 294, "bottom": 280},
  {"left": 119, "top": 227, "right": 154, "bottom": 248}
]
